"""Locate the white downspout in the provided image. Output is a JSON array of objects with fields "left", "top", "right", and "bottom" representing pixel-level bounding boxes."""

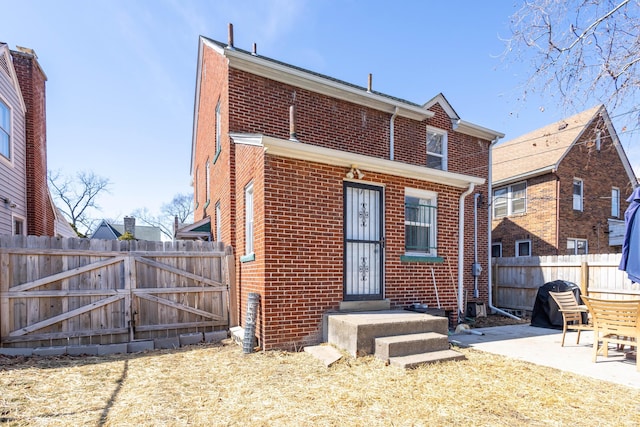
[
  {"left": 390, "top": 107, "right": 398, "bottom": 160},
  {"left": 458, "top": 183, "right": 475, "bottom": 322},
  {"left": 488, "top": 137, "right": 520, "bottom": 320}
]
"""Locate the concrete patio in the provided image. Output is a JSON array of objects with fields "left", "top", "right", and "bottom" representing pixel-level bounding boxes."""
[{"left": 449, "top": 323, "right": 639, "bottom": 389}]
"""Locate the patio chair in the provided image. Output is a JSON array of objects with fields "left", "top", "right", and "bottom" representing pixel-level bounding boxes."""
[
  {"left": 581, "top": 296, "right": 640, "bottom": 371},
  {"left": 548, "top": 291, "right": 592, "bottom": 346}
]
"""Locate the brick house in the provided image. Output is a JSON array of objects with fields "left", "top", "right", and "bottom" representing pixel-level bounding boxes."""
[
  {"left": 189, "top": 30, "right": 503, "bottom": 350},
  {"left": 0, "top": 43, "right": 67, "bottom": 237},
  {"left": 491, "top": 105, "right": 638, "bottom": 258}
]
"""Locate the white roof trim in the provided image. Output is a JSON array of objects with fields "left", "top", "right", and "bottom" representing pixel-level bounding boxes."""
[
  {"left": 423, "top": 93, "right": 503, "bottom": 140},
  {"left": 492, "top": 165, "right": 555, "bottom": 187},
  {"left": 203, "top": 38, "right": 434, "bottom": 122},
  {"left": 231, "top": 133, "right": 485, "bottom": 189},
  {"left": 0, "top": 44, "right": 26, "bottom": 113}
]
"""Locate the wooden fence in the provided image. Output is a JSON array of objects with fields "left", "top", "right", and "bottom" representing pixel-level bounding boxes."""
[
  {"left": 0, "top": 236, "right": 235, "bottom": 348},
  {"left": 492, "top": 254, "right": 640, "bottom": 312}
]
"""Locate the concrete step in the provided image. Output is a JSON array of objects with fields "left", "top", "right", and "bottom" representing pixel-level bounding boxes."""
[
  {"left": 375, "top": 332, "right": 449, "bottom": 361},
  {"left": 327, "top": 310, "right": 449, "bottom": 357},
  {"left": 389, "top": 349, "right": 466, "bottom": 369}
]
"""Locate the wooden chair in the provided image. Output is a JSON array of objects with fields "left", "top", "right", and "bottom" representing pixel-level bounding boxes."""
[
  {"left": 548, "top": 291, "right": 592, "bottom": 346},
  {"left": 581, "top": 296, "right": 640, "bottom": 371}
]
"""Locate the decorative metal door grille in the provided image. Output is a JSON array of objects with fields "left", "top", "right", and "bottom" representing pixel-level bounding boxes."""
[{"left": 343, "top": 182, "right": 384, "bottom": 301}]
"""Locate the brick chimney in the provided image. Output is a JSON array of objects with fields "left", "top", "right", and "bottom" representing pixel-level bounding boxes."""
[
  {"left": 124, "top": 216, "right": 136, "bottom": 237},
  {"left": 10, "top": 47, "right": 53, "bottom": 236}
]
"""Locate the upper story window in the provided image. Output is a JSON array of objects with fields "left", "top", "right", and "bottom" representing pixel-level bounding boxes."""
[
  {"left": 611, "top": 187, "right": 620, "bottom": 218},
  {"left": 493, "top": 182, "right": 526, "bottom": 218},
  {"left": 426, "top": 127, "right": 447, "bottom": 171},
  {"left": 405, "top": 188, "right": 437, "bottom": 257},
  {"left": 567, "top": 238, "right": 588, "bottom": 255},
  {"left": 515, "top": 239, "right": 531, "bottom": 257},
  {"left": 215, "top": 100, "right": 221, "bottom": 158},
  {"left": 492, "top": 242, "right": 502, "bottom": 258},
  {"left": 595, "top": 130, "right": 601, "bottom": 151},
  {"left": 245, "top": 182, "right": 254, "bottom": 256},
  {"left": 573, "top": 178, "right": 583, "bottom": 211},
  {"left": 0, "top": 99, "right": 10, "bottom": 160}
]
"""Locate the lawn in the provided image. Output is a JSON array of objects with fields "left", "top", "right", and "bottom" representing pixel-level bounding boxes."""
[{"left": 1, "top": 340, "right": 639, "bottom": 426}]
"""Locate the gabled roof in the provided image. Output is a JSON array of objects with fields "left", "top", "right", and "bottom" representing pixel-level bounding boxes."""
[
  {"left": 191, "top": 35, "right": 504, "bottom": 175},
  {"left": 492, "top": 105, "right": 636, "bottom": 185},
  {"left": 89, "top": 220, "right": 163, "bottom": 241}
]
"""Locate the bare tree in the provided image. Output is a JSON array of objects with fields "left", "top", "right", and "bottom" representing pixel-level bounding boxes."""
[
  {"left": 48, "top": 170, "right": 111, "bottom": 236},
  {"left": 505, "top": 0, "right": 640, "bottom": 114},
  {"left": 133, "top": 193, "right": 194, "bottom": 240}
]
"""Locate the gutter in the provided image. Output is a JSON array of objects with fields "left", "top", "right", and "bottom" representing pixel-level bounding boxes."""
[
  {"left": 458, "top": 183, "right": 475, "bottom": 321},
  {"left": 487, "top": 137, "right": 520, "bottom": 320}
]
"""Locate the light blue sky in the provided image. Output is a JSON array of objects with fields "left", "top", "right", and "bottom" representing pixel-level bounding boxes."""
[{"left": 2, "top": 0, "right": 638, "bottom": 226}]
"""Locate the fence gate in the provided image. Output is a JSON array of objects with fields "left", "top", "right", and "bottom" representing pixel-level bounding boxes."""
[{"left": 0, "top": 237, "right": 230, "bottom": 348}]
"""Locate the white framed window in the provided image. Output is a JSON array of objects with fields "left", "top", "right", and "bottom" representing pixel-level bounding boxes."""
[
  {"left": 215, "top": 200, "right": 221, "bottom": 242},
  {"left": 492, "top": 182, "right": 526, "bottom": 218},
  {"left": 426, "top": 126, "right": 447, "bottom": 171},
  {"left": 205, "top": 159, "right": 210, "bottom": 202},
  {"left": 515, "top": 239, "right": 531, "bottom": 257},
  {"left": 567, "top": 238, "right": 588, "bottom": 255},
  {"left": 245, "top": 182, "right": 254, "bottom": 255},
  {"left": 12, "top": 215, "right": 24, "bottom": 235},
  {"left": 611, "top": 187, "right": 620, "bottom": 218},
  {"left": 573, "top": 178, "right": 583, "bottom": 211},
  {"left": 596, "top": 130, "right": 601, "bottom": 151},
  {"left": 215, "top": 100, "right": 221, "bottom": 157},
  {"left": 491, "top": 242, "right": 502, "bottom": 258},
  {"left": 0, "top": 98, "right": 10, "bottom": 160},
  {"left": 405, "top": 188, "right": 437, "bottom": 257}
]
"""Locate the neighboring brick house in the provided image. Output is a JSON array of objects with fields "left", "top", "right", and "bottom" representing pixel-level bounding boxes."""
[
  {"left": 188, "top": 30, "right": 503, "bottom": 350},
  {"left": 491, "top": 105, "right": 638, "bottom": 258},
  {"left": 0, "top": 43, "right": 60, "bottom": 237}
]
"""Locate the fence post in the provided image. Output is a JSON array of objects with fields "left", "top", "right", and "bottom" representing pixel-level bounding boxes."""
[
  {"left": 580, "top": 261, "right": 589, "bottom": 296},
  {"left": 225, "top": 246, "right": 238, "bottom": 328}
]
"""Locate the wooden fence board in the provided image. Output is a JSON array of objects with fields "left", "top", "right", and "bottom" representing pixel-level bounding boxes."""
[
  {"left": 0, "top": 236, "right": 233, "bottom": 348},
  {"left": 493, "top": 254, "right": 640, "bottom": 311}
]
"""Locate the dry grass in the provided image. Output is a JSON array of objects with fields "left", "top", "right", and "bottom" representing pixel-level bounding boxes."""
[{"left": 1, "top": 340, "right": 639, "bottom": 426}]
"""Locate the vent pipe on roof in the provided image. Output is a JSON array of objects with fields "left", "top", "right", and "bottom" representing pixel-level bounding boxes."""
[
  {"left": 367, "top": 73, "right": 372, "bottom": 93},
  {"left": 252, "top": 43, "right": 257, "bottom": 55},
  {"left": 227, "top": 23, "right": 234, "bottom": 48},
  {"left": 289, "top": 105, "right": 299, "bottom": 142}
]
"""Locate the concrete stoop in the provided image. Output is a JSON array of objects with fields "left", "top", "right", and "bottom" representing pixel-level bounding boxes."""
[
  {"left": 388, "top": 349, "right": 466, "bottom": 369},
  {"left": 326, "top": 310, "right": 465, "bottom": 369}
]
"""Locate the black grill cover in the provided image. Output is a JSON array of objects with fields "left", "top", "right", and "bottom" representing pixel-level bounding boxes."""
[{"left": 530, "top": 280, "right": 586, "bottom": 329}]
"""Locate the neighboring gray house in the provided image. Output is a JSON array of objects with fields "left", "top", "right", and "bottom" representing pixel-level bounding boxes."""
[
  {"left": 0, "top": 42, "right": 27, "bottom": 235},
  {"left": 90, "top": 216, "right": 162, "bottom": 241}
]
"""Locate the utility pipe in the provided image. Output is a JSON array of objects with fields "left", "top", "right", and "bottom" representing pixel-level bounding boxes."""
[
  {"left": 473, "top": 193, "right": 481, "bottom": 299},
  {"left": 458, "top": 182, "right": 475, "bottom": 321},
  {"left": 389, "top": 106, "right": 398, "bottom": 160},
  {"left": 487, "top": 137, "right": 520, "bottom": 320}
]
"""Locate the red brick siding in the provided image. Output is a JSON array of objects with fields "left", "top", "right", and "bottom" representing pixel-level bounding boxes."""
[
  {"left": 492, "top": 115, "right": 634, "bottom": 256},
  {"left": 260, "top": 155, "right": 488, "bottom": 350},
  {"left": 11, "top": 51, "right": 53, "bottom": 236},
  {"left": 194, "top": 43, "right": 493, "bottom": 350},
  {"left": 235, "top": 144, "right": 266, "bottom": 346},
  {"left": 492, "top": 174, "right": 559, "bottom": 257},
  {"left": 556, "top": 117, "right": 633, "bottom": 254}
]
